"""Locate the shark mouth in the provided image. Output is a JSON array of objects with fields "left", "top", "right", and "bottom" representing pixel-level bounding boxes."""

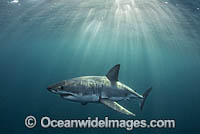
[
  {"left": 60, "top": 93, "right": 75, "bottom": 97},
  {"left": 64, "top": 93, "right": 73, "bottom": 96}
]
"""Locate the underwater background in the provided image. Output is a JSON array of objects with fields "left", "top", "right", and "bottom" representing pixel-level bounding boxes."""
[{"left": 0, "top": 0, "right": 200, "bottom": 133}]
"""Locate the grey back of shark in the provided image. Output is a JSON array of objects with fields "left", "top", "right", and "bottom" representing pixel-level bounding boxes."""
[{"left": 47, "top": 64, "right": 152, "bottom": 116}]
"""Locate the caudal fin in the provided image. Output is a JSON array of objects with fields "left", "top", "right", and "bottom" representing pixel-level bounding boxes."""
[{"left": 140, "top": 87, "right": 152, "bottom": 110}]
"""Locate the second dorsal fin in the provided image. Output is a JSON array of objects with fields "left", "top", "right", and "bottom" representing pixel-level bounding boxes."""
[{"left": 106, "top": 64, "right": 120, "bottom": 82}]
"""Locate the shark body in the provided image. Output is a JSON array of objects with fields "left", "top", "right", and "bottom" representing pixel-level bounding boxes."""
[{"left": 47, "top": 64, "right": 152, "bottom": 116}]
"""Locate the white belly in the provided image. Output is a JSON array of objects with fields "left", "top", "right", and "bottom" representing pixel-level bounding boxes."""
[{"left": 62, "top": 94, "right": 99, "bottom": 102}]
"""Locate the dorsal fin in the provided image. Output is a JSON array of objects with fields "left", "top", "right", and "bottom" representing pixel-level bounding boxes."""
[{"left": 106, "top": 64, "right": 120, "bottom": 82}]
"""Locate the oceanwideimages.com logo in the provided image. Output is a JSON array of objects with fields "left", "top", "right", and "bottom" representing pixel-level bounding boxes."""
[{"left": 25, "top": 116, "right": 175, "bottom": 130}]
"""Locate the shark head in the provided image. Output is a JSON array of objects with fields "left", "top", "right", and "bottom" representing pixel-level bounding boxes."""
[{"left": 47, "top": 79, "right": 82, "bottom": 101}]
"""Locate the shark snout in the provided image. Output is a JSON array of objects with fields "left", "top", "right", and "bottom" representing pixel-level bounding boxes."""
[
  {"left": 47, "top": 86, "right": 51, "bottom": 91},
  {"left": 47, "top": 85, "right": 54, "bottom": 91},
  {"left": 47, "top": 80, "right": 66, "bottom": 94},
  {"left": 47, "top": 84, "right": 60, "bottom": 94},
  {"left": 47, "top": 86, "right": 53, "bottom": 92},
  {"left": 47, "top": 86, "right": 56, "bottom": 93}
]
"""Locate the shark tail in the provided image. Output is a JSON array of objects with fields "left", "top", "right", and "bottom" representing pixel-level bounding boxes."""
[{"left": 139, "top": 87, "right": 152, "bottom": 110}]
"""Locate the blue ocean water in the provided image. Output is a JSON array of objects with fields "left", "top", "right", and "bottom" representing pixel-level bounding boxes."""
[{"left": 0, "top": 0, "right": 200, "bottom": 133}]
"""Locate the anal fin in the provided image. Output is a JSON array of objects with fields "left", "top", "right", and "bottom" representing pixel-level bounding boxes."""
[{"left": 100, "top": 99, "right": 135, "bottom": 116}]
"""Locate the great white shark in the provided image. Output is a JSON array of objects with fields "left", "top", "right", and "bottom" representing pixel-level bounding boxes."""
[{"left": 47, "top": 64, "right": 152, "bottom": 116}]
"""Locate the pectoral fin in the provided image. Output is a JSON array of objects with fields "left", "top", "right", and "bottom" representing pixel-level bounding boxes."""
[{"left": 100, "top": 99, "right": 135, "bottom": 116}]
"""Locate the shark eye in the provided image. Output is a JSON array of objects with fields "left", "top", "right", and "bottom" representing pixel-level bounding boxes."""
[{"left": 61, "top": 86, "right": 64, "bottom": 89}]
